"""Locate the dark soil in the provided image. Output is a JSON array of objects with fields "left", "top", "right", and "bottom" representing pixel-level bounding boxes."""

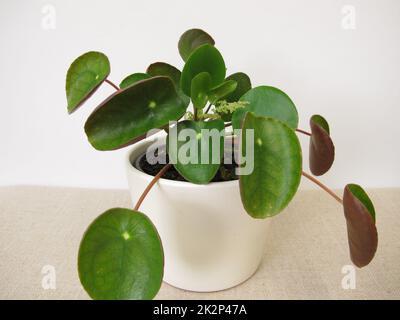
[{"left": 135, "top": 147, "right": 238, "bottom": 182}]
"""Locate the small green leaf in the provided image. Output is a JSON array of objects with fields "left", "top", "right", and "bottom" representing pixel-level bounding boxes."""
[
  {"left": 178, "top": 28, "right": 215, "bottom": 61},
  {"left": 309, "top": 114, "right": 335, "bottom": 176},
  {"left": 66, "top": 51, "right": 110, "bottom": 113},
  {"left": 147, "top": 62, "right": 190, "bottom": 106},
  {"left": 119, "top": 73, "right": 150, "bottom": 89},
  {"left": 343, "top": 184, "right": 378, "bottom": 268},
  {"left": 232, "top": 86, "right": 299, "bottom": 130},
  {"left": 239, "top": 113, "right": 302, "bottom": 218},
  {"left": 78, "top": 208, "right": 164, "bottom": 300},
  {"left": 167, "top": 120, "right": 224, "bottom": 184},
  {"left": 191, "top": 72, "right": 212, "bottom": 110},
  {"left": 224, "top": 72, "right": 252, "bottom": 103},
  {"left": 85, "top": 76, "right": 187, "bottom": 150},
  {"left": 180, "top": 44, "right": 226, "bottom": 96},
  {"left": 208, "top": 80, "right": 237, "bottom": 104}
]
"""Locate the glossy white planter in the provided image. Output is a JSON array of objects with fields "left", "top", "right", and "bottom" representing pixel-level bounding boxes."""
[{"left": 125, "top": 138, "right": 270, "bottom": 292}]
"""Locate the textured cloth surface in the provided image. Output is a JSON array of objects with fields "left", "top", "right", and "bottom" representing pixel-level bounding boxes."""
[{"left": 0, "top": 186, "right": 399, "bottom": 300}]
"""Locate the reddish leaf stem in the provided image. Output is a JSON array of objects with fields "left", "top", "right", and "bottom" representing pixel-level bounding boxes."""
[
  {"left": 105, "top": 79, "right": 120, "bottom": 91},
  {"left": 302, "top": 171, "right": 343, "bottom": 204},
  {"left": 134, "top": 164, "right": 172, "bottom": 211},
  {"left": 296, "top": 128, "right": 312, "bottom": 136}
]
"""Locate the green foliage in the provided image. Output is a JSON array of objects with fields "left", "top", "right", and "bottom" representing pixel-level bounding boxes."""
[
  {"left": 120, "top": 73, "right": 150, "bottom": 89},
  {"left": 178, "top": 29, "right": 215, "bottom": 61},
  {"left": 180, "top": 44, "right": 226, "bottom": 96},
  {"left": 343, "top": 185, "right": 378, "bottom": 267},
  {"left": 147, "top": 62, "right": 190, "bottom": 106},
  {"left": 167, "top": 120, "right": 225, "bottom": 184},
  {"left": 208, "top": 80, "right": 237, "bottom": 104},
  {"left": 78, "top": 208, "right": 163, "bottom": 299},
  {"left": 309, "top": 114, "right": 335, "bottom": 176},
  {"left": 191, "top": 72, "right": 212, "bottom": 110},
  {"left": 64, "top": 28, "right": 379, "bottom": 300},
  {"left": 239, "top": 113, "right": 302, "bottom": 218},
  {"left": 85, "top": 77, "right": 187, "bottom": 150},
  {"left": 224, "top": 72, "right": 252, "bottom": 103},
  {"left": 232, "top": 86, "right": 299, "bottom": 130},
  {"left": 66, "top": 51, "right": 110, "bottom": 113},
  {"left": 347, "top": 184, "right": 376, "bottom": 221}
]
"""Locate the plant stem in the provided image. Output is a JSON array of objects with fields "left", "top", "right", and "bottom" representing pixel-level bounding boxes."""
[
  {"left": 296, "top": 128, "right": 311, "bottom": 136},
  {"left": 105, "top": 79, "right": 120, "bottom": 91},
  {"left": 225, "top": 122, "right": 232, "bottom": 128},
  {"left": 302, "top": 171, "right": 343, "bottom": 204},
  {"left": 134, "top": 164, "right": 172, "bottom": 211}
]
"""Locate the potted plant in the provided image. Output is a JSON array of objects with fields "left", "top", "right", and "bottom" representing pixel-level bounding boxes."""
[{"left": 66, "top": 29, "right": 378, "bottom": 300}]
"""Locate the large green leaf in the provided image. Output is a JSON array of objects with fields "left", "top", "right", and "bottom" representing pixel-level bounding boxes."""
[
  {"left": 178, "top": 28, "right": 215, "bottom": 61},
  {"left": 180, "top": 44, "right": 226, "bottom": 96},
  {"left": 343, "top": 184, "right": 378, "bottom": 267},
  {"left": 66, "top": 51, "right": 110, "bottom": 113},
  {"left": 147, "top": 62, "right": 190, "bottom": 106},
  {"left": 232, "top": 86, "right": 299, "bottom": 130},
  {"left": 78, "top": 208, "right": 164, "bottom": 300},
  {"left": 85, "top": 76, "right": 187, "bottom": 150},
  {"left": 239, "top": 113, "right": 302, "bottom": 218},
  {"left": 208, "top": 80, "right": 237, "bottom": 104},
  {"left": 167, "top": 120, "right": 224, "bottom": 184},
  {"left": 119, "top": 73, "right": 150, "bottom": 89},
  {"left": 309, "top": 114, "right": 335, "bottom": 176},
  {"left": 191, "top": 72, "right": 212, "bottom": 110},
  {"left": 224, "top": 72, "right": 252, "bottom": 102}
]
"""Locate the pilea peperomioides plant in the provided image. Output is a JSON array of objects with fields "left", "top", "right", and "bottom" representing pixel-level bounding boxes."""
[{"left": 66, "top": 29, "right": 378, "bottom": 300}]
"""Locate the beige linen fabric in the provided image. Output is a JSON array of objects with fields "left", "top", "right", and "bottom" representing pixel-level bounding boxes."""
[{"left": 0, "top": 186, "right": 399, "bottom": 299}]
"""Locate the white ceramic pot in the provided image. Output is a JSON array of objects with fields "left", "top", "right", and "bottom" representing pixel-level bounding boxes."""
[{"left": 125, "top": 137, "right": 270, "bottom": 292}]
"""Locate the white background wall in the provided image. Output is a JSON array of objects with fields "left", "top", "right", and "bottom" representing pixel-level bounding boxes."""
[{"left": 0, "top": 0, "right": 399, "bottom": 189}]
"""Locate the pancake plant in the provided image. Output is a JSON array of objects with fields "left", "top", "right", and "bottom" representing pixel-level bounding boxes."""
[{"left": 65, "top": 29, "right": 378, "bottom": 299}]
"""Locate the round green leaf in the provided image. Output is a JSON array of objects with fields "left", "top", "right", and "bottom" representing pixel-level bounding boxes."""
[
  {"left": 147, "top": 62, "right": 180, "bottom": 86},
  {"left": 239, "top": 113, "right": 302, "bottom": 218},
  {"left": 167, "top": 120, "right": 225, "bottom": 184},
  {"left": 147, "top": 62, "right": 190, "bottom": 106},
  {"left": 343, "top": 184, "right": 378, "bottom": 268},
  {"left": 85, "top": 76, "right": 187, "bottom": 150},
  {"left": 178, "top": 28, "right": 215, "bottom": 61},
  {"left": 78, "top": 208, "right": 164, "bottom": 300},
  {"left": 180, "top": 44, "right": 226, "bottom": 96},
  {"left": 232, "top": 86, "right": 299, "bottom": 130},
  {"left": 208, "top": 80, "right": 238, "bottom": 104},
  {"left": 224, "top": 72, "right": 252, "bottom": 103},
  {"left": 119, "top": 73, "right": 150, "bottom": 89},
  {"left": 309, "top": 114, "right": 335, "bottom": 176},
  {"left": 66, "top": 51, "right": 110, "bottom": 114},
  {"left": 191, "top": 72, "right": 212, "bottom": 110}
]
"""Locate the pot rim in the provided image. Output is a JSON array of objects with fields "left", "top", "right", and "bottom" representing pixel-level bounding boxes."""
[{"left": 126, "top": 136, "right": 239, "bottom": 189}]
